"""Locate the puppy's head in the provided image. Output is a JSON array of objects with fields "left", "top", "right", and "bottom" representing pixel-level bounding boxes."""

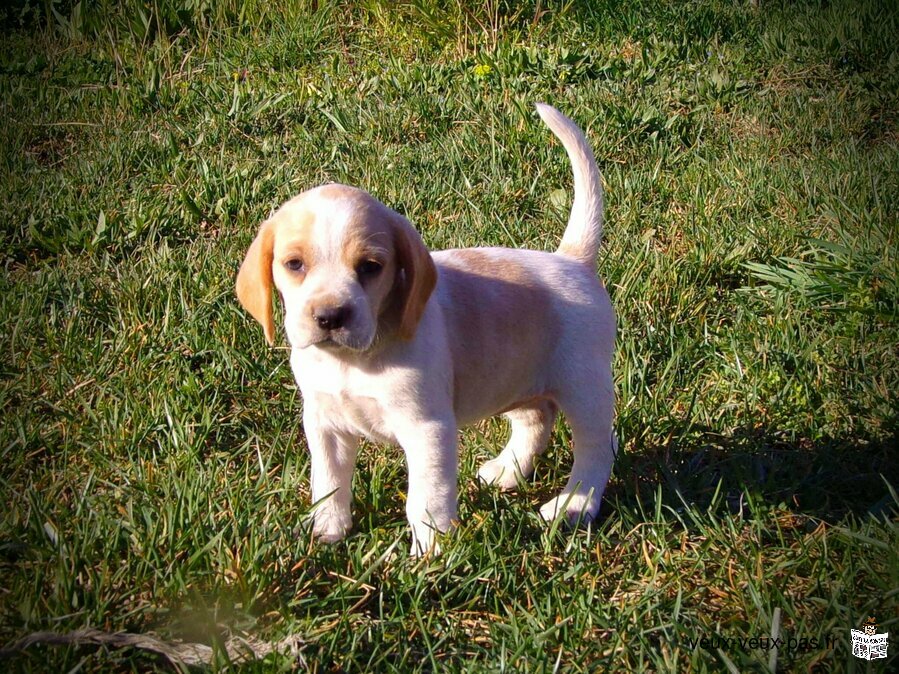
[{"left": 236, "top": 184, "right": 436, "bottom": 351}]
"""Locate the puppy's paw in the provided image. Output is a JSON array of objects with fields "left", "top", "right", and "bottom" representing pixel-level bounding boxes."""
[
  {"left": 477, "top": 457, "right": 523, "bottom": 491},
  {"left": 311, "top": 508, "right": 353, "bottom": 543},
  {"left": 409, "top": 538, "right": 441, "bottom": 558},
  {"left": 539, "top": 490, "right": 600, "bottom": 526},
  {"left": 409, "top": 525, "right": 441, "bottom": 558}
]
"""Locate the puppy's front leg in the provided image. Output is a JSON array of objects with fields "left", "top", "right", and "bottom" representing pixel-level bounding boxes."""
[
  {"left": 394, "top": 417, "right": 458, "bottom": 556},
  {"left": 303, "top": 406, "right": 358, "bottom": 543}
]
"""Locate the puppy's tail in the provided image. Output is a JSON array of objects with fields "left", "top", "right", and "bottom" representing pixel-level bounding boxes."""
[{"left": 536, "top": 103, "right": 604, "bottom": 268}]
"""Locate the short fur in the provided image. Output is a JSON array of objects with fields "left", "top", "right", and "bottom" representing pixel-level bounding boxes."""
[{"left": 236, "top": 104, "right": 616, "bottom": 554}]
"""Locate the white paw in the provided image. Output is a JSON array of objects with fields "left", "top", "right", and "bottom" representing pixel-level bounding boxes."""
[
  {"left": 539, "top": 489, "right": 601, "bottom": 526},
  {"left": 311, "top": 508, "right": 352, "bottom": 543},
  {"left": 477, "top": 457, "right": 523, "bottom": 491},
  {"left": 409, "top": 524, "right": 441, "bottom": 558}
]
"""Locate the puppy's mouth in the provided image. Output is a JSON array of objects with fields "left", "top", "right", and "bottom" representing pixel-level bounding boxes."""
[
  {"left": 306, "top": 328, "right": 373, "bottom": 352},
  {"left": 291, "top": 304, "right": 376, "bottom": 352}
]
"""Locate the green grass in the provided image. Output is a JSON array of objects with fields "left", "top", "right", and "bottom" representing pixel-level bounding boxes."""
[{"left": 1, "top": 0, "right": 897, "bottom": 671}]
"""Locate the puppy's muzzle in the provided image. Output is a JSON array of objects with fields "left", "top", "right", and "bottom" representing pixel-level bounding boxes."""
[
  {"left": 313, "top": 304, "right": 352, "bottom": 332},
  {"left": 309, "top": 302, "right": 371, "bottom": 350}
]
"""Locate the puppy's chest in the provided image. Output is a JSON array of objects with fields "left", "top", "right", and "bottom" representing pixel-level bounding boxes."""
[
  {"left": 311, "top": 389, "right": 396, "bottom": 444},
  {"left": 291, "top": 349, "right": 401, "bottom": 444}
]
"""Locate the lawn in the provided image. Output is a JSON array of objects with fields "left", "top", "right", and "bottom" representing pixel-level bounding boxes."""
[{"left": 1, "top": 0, "right": 897, "bottom": 671}]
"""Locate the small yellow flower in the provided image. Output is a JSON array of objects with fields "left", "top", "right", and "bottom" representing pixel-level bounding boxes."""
[{"left": 472, "top": 63, "right": 492, "bottom": 78}]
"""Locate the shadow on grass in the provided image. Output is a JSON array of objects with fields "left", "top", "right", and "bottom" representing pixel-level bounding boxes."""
[{"left": 607, "top": 419, "right": 899, "bottom": 526}]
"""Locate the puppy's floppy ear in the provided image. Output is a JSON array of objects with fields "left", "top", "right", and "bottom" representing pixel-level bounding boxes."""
[
  {"left": 392, "top": 214, "right": 437, "bottom": 340},
  {"left": 236, "top": 219, "right": 277, "bottom": 345}
]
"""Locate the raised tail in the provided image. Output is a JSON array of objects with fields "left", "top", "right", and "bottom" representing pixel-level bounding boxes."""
[{"left": 535, "top": 103, "right": 604, "bottom": 268}]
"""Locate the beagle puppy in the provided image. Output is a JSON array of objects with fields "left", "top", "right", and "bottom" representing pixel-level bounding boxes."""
[{"left": 236, "top": 104, "right": 616, "bottom": 555}]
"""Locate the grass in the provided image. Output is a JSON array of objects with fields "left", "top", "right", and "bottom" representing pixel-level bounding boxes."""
[{"left": 1, "top": 0, "right": 897, "bottom": 671}]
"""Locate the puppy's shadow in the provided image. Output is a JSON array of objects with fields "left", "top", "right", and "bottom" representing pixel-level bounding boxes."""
[{"left": 605, "top": 418, "right": 899, "bottom": 526}]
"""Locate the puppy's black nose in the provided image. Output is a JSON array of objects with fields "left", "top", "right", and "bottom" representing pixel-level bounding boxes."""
[{"left": 314, "top": 305, "right": 351, "bottom": 331}]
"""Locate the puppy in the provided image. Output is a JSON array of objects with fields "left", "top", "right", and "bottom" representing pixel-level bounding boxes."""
[{"left": 236, "top": 104, "right": 616, "bottom": 554}]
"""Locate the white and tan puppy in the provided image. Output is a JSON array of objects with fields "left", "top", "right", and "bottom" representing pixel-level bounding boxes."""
[{"left": 236, "top": 104, "right": 616, "bottom": 554}]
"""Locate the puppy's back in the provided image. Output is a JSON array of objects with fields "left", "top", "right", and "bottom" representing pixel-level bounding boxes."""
[{"left": 430, "top": 248, "right": 607, "bottom": 424}]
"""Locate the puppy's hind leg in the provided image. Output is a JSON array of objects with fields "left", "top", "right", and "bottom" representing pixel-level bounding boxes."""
[
  {"left": 478, "top": 400, "right": 558, "bottom": 491},
  {"left": 539, "top": 367, "right": 616, "bottom": 525}
]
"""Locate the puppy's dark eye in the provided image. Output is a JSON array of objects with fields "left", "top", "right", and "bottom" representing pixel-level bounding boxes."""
[
  {"left": 284, "top": 258, "right": 304, "bottom": 273},
  {"left": 356, "top": 260, "right": 383, "bottom": 278}
]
